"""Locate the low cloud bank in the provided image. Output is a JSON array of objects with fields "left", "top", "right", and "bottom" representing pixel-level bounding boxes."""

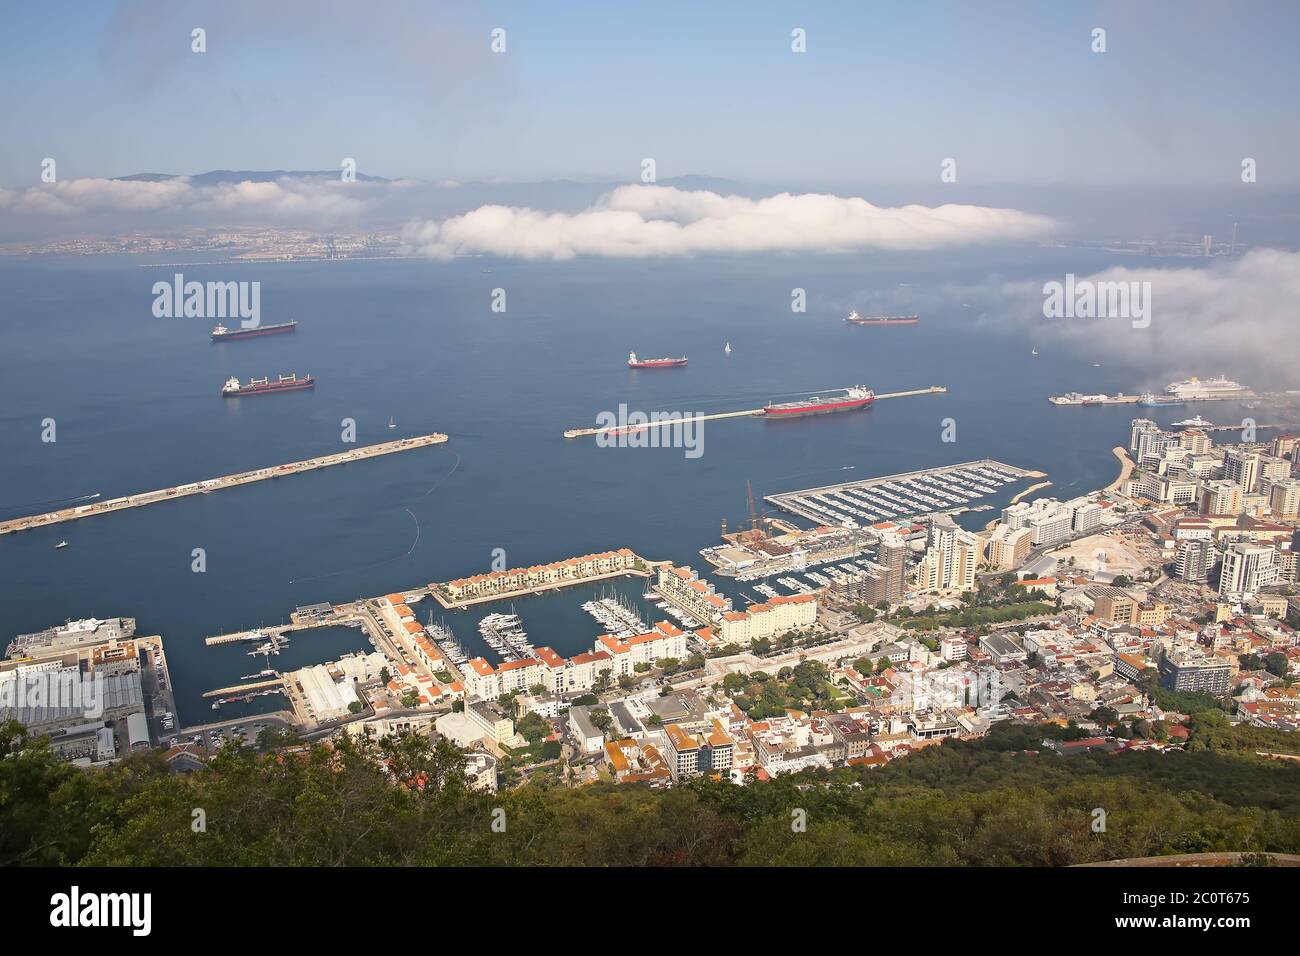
[
  {"left": 1002, "top": 249, "right": 1300, "bottom": 385},
  {"left": 0, "top": 176, "right": 378, "bottom": 221},
  {"left": 401, "top": 185, "right": 1054, "bottom": 260}
]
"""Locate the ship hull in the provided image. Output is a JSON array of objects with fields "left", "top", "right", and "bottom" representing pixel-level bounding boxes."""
[
  {"left": 845, "top": 316, "right": 919, "bottom": 326},
  {"left": 212, "top": 322, "right": 297, "bottom": 341},
  {"left": 628, "top": 359, "right": 687, "bottom": 368},
  {"left": 764, "top": 398, "right": 874, "bottom": 418},
  {"left": 222, "top": 380, "right": 315, "bottom": 397}
]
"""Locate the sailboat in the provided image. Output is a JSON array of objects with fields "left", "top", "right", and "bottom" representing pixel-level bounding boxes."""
[
  {"left": 387, "top": 416, "right": 396, "bottom": 429},
  {"left": 1031, "top": 347, "right": 1039, "bottom": 356},
  {"left": 55, "top": 540, "right": 68, "bottom": 549},
  {"left": 724, "top": 342, "right": 732, "bottom": 354}
]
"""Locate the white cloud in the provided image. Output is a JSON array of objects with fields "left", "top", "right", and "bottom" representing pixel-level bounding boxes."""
[
  {"left": 1, "top": 176, "right": 374, "bottom": 219},
  {"left": 1003, "top": 249, "right": 1300, "bottom": 385},
  {"left": 401, "top": 185, "right": 1055, "bottom": 260}
]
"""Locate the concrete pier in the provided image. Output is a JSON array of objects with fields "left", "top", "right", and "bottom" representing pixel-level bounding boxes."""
[
  {"left": 562, "top": 386, "right": 947, "bottom": 439},
  {"left": 0, "top": 432, "right": 449, "bottom": 535}
]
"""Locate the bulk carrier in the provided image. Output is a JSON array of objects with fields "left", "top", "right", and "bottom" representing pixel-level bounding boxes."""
[
  {"left": 763, "top": 387, "right": 874, "bottom": 418},
  {"left": 627, "top": 351, "right": 687, "bottom": 368},
  {"left": 221, "top": 373, "right": 314, "bottom": 397},
  {"left": 211, "top": 321, "right": 297, "bottom": 341},
  {"left": 844, "top": 311, "right": 919, "bottom": 326}
]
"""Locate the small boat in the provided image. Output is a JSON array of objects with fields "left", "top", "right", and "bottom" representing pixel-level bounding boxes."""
[
  {"left": 387, "top": 417, "right": 397, "bottom": 429},
  {"left": 55, "top": 541, "right": 68, "bottom": 549},
  {"left": 1031, "top": 347, "right": 1039, "bottom": 356},
  {"left": 724, "top": 342, "right": 732, "bottom": 354}
]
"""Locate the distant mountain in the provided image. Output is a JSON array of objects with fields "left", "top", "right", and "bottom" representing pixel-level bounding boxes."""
[{"left": 115, "top": 169, "right": 391, "bottom": 185}]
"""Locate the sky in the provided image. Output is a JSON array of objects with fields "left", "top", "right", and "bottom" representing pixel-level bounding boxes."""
[{"left": 1, "top": 0, "right": 1298, "bottom": 188}]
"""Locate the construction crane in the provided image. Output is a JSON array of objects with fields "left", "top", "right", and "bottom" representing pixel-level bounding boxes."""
[{"left": 746, "top": 480, "right": 771, "bottom": 535}]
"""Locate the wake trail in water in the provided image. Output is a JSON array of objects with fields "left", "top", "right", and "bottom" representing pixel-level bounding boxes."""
[
  {"left": 416, "top": 453, "right": 461, "bottom": 499},
  {"left": 0, "top": 491, "right": 100, "bottom": 513},
  {"left": 289, "top": 453, "right": 460, "bottom": 585},
  {"left": 289, "top": 507, "right": 421, "bottom": 585}
]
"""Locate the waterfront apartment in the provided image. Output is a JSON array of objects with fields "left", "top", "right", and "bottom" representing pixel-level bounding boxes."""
[
  {"left": 656, "top": 565, "right": 733, "bottom": 622},
  {"left": 595, "top": 620, "right": 689, "bottom": 675},
  {"left": 437, "top": 548, "right": 640, "bottom": 604},
  {"left": 717, "top": 593, "right": 817, "bottom": 645}
]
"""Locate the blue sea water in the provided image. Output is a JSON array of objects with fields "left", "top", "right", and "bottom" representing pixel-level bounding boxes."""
[{"left": 0, "top": 247, "right": 1261, "bottom": 723}]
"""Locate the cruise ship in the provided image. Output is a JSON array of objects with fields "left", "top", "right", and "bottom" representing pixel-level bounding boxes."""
[
  {"left": 1165, "top": 375, "right": 1249, "bottom": 400},
  {"left": 763, "top": 387, "right": 874, "bottom": 418}
]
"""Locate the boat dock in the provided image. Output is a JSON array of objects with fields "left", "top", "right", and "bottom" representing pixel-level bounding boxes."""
[
  {"left": 202, "top": 677, "right": 285, "bottom": 699},
  {"left": 765, "top": 459, "right": 1043, "bottom": 528},
  {"left": 0, "top": 432, "right": 449, "bottom": 535},
  {"left": 562, "top": 386, "right": 947, "bottom": 438},
  {"left": 204, "top": 625, "right": 295, "bottom": 647}
]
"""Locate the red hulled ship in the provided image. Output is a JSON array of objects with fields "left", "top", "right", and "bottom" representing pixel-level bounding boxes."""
[
  {"left": 763, "top": 387, "right": 874, "bottom": 418},
  {"left": 627, "top": 351, "right": 687, "bottom": 369},
  {"left": 221, "top": 373, "right": 314, "bottom": 397}
]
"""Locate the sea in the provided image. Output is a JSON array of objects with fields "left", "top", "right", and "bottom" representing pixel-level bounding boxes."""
[{"left": 0, "top": 246, "right": 1275, "bottom": 724}]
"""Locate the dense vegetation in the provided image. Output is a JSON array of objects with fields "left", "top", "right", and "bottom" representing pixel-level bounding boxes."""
[
  {"left": 4, "top": 717, "right": 1299, "bottom": 867},
  {"left": 893, "top": 600, "right": 1057, "bottom": 632}
]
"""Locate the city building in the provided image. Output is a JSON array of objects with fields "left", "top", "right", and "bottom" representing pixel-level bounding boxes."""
[
  {"left": 1223, "top": 449, "right": 1260, "bottom": 494},
  {"left": 1157, "top": 649, "right": 1231, "bottom": 695},
  {"left": 717, "top": 593, "right": 817, "bottom": 645},
  {"left": 986, "top": 523, "right": 1032, "bottom": 571},
  {"left": 1269, "top": 479, "right": 1300, "bottom": 518},
  {"left": 916, "top": 514, "right": 982, "bottom": 592},
  {"left": 1175, "top": 538, "right": 1217, "bottom": 583},
  {"left": 1218, "top": 541, "right": 1281, "bottom": 596},
  {"left": 1200, "top": 480, "right": 1244, "bottom": 517},
  {"left": 664, "top": 720, "right": 734, "bottom": 781},
  {"left": 438, "top": 549, "right": 640, "bottom": 604},
  {"left": 595, "top": 621, "right": 690, "bottom": 675}
]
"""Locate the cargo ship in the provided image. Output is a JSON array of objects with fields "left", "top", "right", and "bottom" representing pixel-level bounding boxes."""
[
  {"left": 628, "top": 351, "right": 687, "bottom": 369},
  {"left": 844, "top": 311, "right": 919, "bottom": 326},
  {"left": 211, "top": 321, "right": 297, "bottom": 341},
  {"left": 763, "top": 387, "right": 874, "bottom": 418},
  {"left": 221, "top": 373, "right": 314, "bottom": 397}
]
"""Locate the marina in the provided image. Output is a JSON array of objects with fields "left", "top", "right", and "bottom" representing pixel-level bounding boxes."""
[
  {"left": 765, "top": 459, "right": 1042, "bottom": 529},
  {"left": 424, "top": 617, "right": 467, "bottom": 665},
  {"left": 582, "top": 589, "right": 649, "bottom": 638},
  {"left": 0, "top": 432, "right": 450, "bottom": 536},
  {"left": 478, "top": 611, "right": 534, "bottom": 662}
]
